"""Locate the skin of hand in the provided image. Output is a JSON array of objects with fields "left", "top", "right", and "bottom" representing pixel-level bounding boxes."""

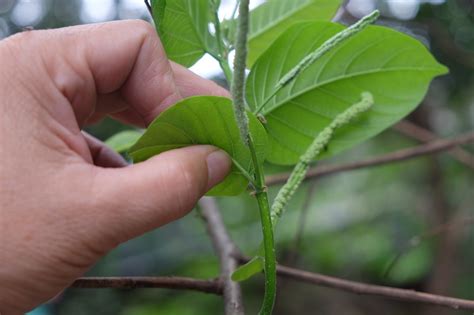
[{"left": 0, "top": 20, "right": 232, "bottom": 314}]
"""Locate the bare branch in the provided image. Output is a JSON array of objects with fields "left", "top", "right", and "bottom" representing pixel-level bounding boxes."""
[
  {"left": 199, "top": 197, "right": 245, "bottom": 315},
  {"left": 383, "top": 216, "right": 474, "bottom": 278},
  {"left": 274, "top": 264, "right": 474, "bottom": 311},
  {"left": 71, "top": 265, "right": 474, "bottom": 311},
  {"left": 266, "top": 131, "right": 474, "bottom": 186},
  {"left": 71, "top": 276, "right": 221, "bottom": 294},
  {"left": 395, "top": 120, "right": 474, "bottom": 169}
]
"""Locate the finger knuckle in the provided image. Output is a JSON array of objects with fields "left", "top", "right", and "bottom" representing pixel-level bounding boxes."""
[{"left": 130, "top": 19, "right": 156, "bottom": 39}]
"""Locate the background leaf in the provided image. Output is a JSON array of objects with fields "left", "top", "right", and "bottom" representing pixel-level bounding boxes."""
[
  {"left": 246, "top": 0, "right": 342, "bottom": 67},
  {"left": 247, "top": 22, "right": 448, "bottom": 165},
  {"left": 129, "top": 96, "right": 268, "bottom": 196},
  {"left": 231, "top": 256, "right": 264, "bottom": 282},
  {"left": 151, "top": 0, "right": 218, "bottom": 67},
  {"left": 105, "top": 130, "right": 143, "bottom": 153}
]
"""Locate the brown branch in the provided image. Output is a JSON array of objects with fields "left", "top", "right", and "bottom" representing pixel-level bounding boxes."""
[
  {"left": 395, "top": 120, "right": 474, "bottom": 169},
  {"left": 274, "top": 264, "right": 474, "bottom": 311},
  {"left": 199, "top": 197, "right": 245, "bottom": 315},
  {"left": 266, "top": 131, "right": 474, "bottom": 186},
  {"left": 71, "top": 266, "right": 474, "bottom": 311},
  {"left": 419, "top": 216, "right": 474, "bottom": 241},
  {"left": 71, "top": 276, "right": 221, "bottom": 294}
]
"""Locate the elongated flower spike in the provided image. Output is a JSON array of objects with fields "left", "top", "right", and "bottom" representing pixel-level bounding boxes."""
[
  {"left": 271, "top": 92, "right": 375, "bottom": 224},
  {"left": 255, "top": 10, "right": 380, "bottom": 114}
]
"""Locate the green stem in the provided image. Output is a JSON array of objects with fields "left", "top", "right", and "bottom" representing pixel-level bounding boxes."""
[
  {"left": 219, "top": 59, "right": 234, "bottom": 85},
  {"left": 212, "top": 2, "right": 233, "bottom": 84},
  {"left": 230, "top": 0, "right": 250, "bottom": 145},
  {"left": 231, "top": 0, "right": 240, "bottom": 20},
  {"left": 227, "top": 0, "right": 277, "bottom": 313},
  {"left": 249, "top": 136, "right": 276, "bottom": 315}
]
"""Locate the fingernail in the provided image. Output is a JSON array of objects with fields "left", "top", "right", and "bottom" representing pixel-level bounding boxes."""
[{"left": 206, "top": 150, "right": 232, "bottom": 190}]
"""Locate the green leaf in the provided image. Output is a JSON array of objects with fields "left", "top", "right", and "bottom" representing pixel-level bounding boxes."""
[
  {"left": 151, "top": 0, "right": 218, "bottom": 67},
  {"left": 246, "top": 0, "right": 342, "bottom": 67},
  {"left": 105, "top": 130, "right": 143, "bottom": 153},
  {"left": 247, "top": 22, "right": 448, "bottom": 165},
  {"left": 129, "top": 96, "right": 268, "bottom": 196},
  {"left": 152, "top": 0, "right": 166, "bottom": 33},
  {"left": 232, "top": 256, "right": 264, "bottom": 282}
]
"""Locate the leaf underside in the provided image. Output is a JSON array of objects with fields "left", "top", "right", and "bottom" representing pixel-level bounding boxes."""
[
  {"left": 129, "top": 96, "right": 268, "bottom": 196},
  {"left": 247, "top": 22, "right": 448, "bottom": 165},
  {"left": 105, "top": 130, "right": 144, "bottom": 154},
  {"left": 232, "top": 256, "right": 264, "bottom": 282},
  {"left": 151, "top": 0, "right": 217, "bottom": 67}
]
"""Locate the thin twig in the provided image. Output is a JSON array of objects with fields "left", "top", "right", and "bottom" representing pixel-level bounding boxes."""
[
  {"left": 395, "top": 120, "right": 474, "bottom": 169},
  {"left": 383, "top": 216, "right": 474, "bottom": 278},
  {"left": 144, "top": 0, "right": 152, "bottom": 15},
  {"left": 199, "top": 197, "right": 245, "bottom": 315},
  {"left": 71, "top": 276, "right": 222, "bottom": 294},
  {"left": 266, "top": 131, "right": 474, "bottom": 186},
  {"left": 274, "top": 264, "right": 474, "bottom": 311}
]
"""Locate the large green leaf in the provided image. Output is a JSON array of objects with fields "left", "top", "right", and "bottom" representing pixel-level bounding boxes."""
[
  {"left": 246, "top": 0, "right": 342, "bottom": 67},
  {"left": 129, "top": 96, "right": 268, "bottom": 196},
  {"left": 151, "top": 0, "right": 218, "bottom": 67},
  {"left": 247, "top": 22, "right": 448, "bottom": 165}
]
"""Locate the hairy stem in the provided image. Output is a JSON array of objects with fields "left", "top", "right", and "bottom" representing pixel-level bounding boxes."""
[
  {"left": 229, "top": 0, "right": 277, "bottom": 314},
  {"left": 231, "top": 0, "right": 250, "bottom": 144}
]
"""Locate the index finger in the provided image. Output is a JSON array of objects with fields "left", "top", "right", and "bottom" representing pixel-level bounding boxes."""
[{"left": 3, "top": 20, "right": 228, "bottom": 128}]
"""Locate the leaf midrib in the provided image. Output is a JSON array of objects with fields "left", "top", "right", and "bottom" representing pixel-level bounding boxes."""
[
  {"left": 261, "top": 66, "right": 443, "bottom": 115},
  {"left": 168, "top": 1, "right": 210, "bottom": 54}
]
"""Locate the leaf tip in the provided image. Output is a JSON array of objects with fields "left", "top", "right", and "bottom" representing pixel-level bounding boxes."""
[{"left": 437, "top": 63, "right": 450, "bottom": 76}]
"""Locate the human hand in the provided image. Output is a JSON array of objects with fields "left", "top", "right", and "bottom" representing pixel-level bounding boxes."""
[{"left": 0, "top": 20, "right": 231, "bottom": 314}]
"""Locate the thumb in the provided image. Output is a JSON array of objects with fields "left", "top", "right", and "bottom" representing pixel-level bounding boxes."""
[{"left": 88, "top": 145, "right": 231, "bottom": 245}]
